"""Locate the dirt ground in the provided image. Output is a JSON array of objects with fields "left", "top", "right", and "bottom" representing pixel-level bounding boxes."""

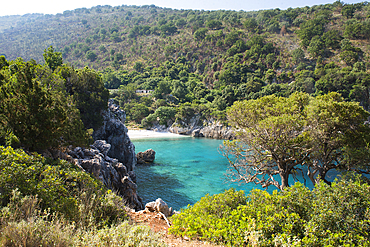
[{"left": 128, "top": 210, "right": 223, "bottom": 247}]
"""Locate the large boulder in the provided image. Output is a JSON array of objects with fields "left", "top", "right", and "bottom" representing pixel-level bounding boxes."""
[
  {"left": 136, "top": 149, "right": 156, "bottom": 164},
  {"left": 145, "top": 198, "right": 174, "bottom": 217}
]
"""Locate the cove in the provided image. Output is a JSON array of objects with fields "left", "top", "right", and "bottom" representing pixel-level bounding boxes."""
[{"left": 132, "top": 136, "right": 335, "bottom": 210}]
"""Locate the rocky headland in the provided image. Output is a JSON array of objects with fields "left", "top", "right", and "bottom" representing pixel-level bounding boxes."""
[
  {"left": 93, "top": 99, "right": 136, "bottom": 172},
  {"left": 48, "top": 99, "right": 144, "bottom": 210}
]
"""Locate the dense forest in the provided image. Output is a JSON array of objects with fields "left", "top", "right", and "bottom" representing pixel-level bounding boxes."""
[{"left": 1, "top": 1, "right": 370, "bottom": 127}]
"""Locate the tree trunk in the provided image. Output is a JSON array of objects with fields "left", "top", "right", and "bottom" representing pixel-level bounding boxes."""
[
  {"left": 280, "top": 172, "right": 290, "bottom": 190},
  {"left": 319, "top": 169, "right": 332, "bottom": 185},
  {"left": 307, "top": 166, "right": 317, "bottom": 186}
]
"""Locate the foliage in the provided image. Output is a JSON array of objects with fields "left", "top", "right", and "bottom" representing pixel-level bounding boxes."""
[
  {"left": 305, "top": 93, "right": 370, "bottom": 184},
  {"left": 0, "top": 146, "right": 127, "bottom": 226},
  {"left": 222, "top": 92, "right": 370, "bottom": 189},
  {"left": 344, "top": 20, "right": 370, "bottom": 40},
  {"left": 1, "top": 213, "right": 76, "bottom": 247},
  {"left": 0, "top": 181, "right": 164, "bottom": 247},
  {"left": 222, "top": 92, "right": 310, "bottom": 190},
  {"left": 43, "top": 46, "right": 63, "bottom": 71},
  {"left": 342, "top": 4, "right": 356, "bottom": 19},
  {"left": 169, "top": 188, "right": 247, "bottom": 243},
  {"left": 141, "top": 106, "right": 176, "bottom": 127},
  {"left": 77, "top": 221, "right": 166, "bottom": 246},
  {"left": 170, "top": 179, "right": 370, "bottom": 246},
  {"left": 57, "top": 65, "right": 109, "bottom": 130},
  {"left": 193, "top": 28, "right": 208, "bottom": 41},
  {"left": 0, "top": 57, "right": 90, "bottom": 150},
  {"left": 0, "top": 201, "right": 165, "bottom": 246},
  {"left": 86, "top": 50, "right": 97, "bottom": 61},
  {"left": 1, "top": 3, "right": 370, "bottom": 130},
  {"left": 307, "top": 36, "right": 325, "bottom": 58},
  {"left": 296, "top": 18, "right": 327, "bottom": 47},
  {"left": 244, "top": 18, "right": 258, "bottom": 32},
  {"left": 291, "top": 48, "right": 305, "bottom": 63},
  {"left": 206, "top": 20, "right": 222, "bottom": 30}
]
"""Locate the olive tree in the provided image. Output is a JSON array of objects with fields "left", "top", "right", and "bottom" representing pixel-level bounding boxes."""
[
  {"left": 222, "top": 92, "right": 370, "bottom": 190},
  {"left": 221, "top": 92, "right": 311, "bottom": 190},
  {"left": 305, "top": 92, "right": 370, "bottom": 185}
]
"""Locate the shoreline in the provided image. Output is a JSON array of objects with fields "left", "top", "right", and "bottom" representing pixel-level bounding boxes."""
[{"left": 127, "top": 129, "right": 187, "bottom": 139}]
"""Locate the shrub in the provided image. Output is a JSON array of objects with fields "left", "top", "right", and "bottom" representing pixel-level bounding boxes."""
[
  {"left": 0, "top": 146, "right": 127, "bottom": 226},
  {"left": 0, "top": 147, "right": 165, "bottom": 247},
  {"left": 169, "top": 188, "right": 247, "bottom": 244},
  {"left": 0, "top": 191, "right": 164, "bottom": 247},
  {"left": 141, "top": 106, "right": 176, "bottom": 127},
  {"left": 1, "top": 217, "right": 75, "bottom": 247},
  {"left": 170, "top": 180, "right": 370, "bottom": 246},
  {"left": 77, "top": 222, "right": 166, "bottom": 246}
]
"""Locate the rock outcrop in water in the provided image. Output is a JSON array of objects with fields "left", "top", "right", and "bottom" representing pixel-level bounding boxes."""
[{"left": 136, "top": 149, "right": 156, "bottom": 164}]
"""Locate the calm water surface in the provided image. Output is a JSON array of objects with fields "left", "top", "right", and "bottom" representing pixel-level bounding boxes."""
[
  {"left": 132, "top": 136, "right": 339, "bottom": 210},
  {"left": 133, "top": 136, "right": 271, "bottom": 210}
]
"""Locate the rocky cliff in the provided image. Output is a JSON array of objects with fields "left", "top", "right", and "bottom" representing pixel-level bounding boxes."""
[
  {"left": 93, "top": 99, "right": 136, "bottom": 172},
  {"left": 66, "top": 140, "right": 143, "bottom": 210},
  {"left": 87, "top": 99, "right": 142, "bottom": 209},
  {"left": 49, "top": 100, "right": 144, "bottom": 210}
]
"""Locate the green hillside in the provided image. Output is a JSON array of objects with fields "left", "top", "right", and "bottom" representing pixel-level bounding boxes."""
[
  {"left": 0, "top": 3, "right": 369, "bottom": 70},
  {"left": 1, "top": 1, "right": 370, "bottom": 126}
]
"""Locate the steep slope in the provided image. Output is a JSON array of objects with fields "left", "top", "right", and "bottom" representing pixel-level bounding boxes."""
[
  {"left": 1, "top": 2, "right": 370, "bottom": 129},
  {"left": 0, "top": 3, "right": 369, "bottom": 73}
]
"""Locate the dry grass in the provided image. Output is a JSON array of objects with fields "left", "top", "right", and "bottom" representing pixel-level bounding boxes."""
[{"left": 0, "top": 189, "right": 166, "bottom": 247}]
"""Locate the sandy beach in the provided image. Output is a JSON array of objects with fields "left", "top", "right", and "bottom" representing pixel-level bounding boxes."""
[{"left": 127, "top": 129, "right": 187, "bottom": 139}]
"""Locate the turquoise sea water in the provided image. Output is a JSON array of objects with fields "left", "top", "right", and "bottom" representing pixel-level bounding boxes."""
[
  {"left": 132, "top": 136, "right": 336, "bottom": 210},
  {"left": 133, "top": 136, "right": 266, "bottom": 210}
]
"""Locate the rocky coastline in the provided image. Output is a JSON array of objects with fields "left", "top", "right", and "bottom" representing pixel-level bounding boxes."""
[
  {"left": 47, "top": 99, "right": 144, "bottom": 210},
  {"left": 64, "top": 140, "right": 143, "bottom": 210},
  {"left": 47, "top": 100, "right": 232, "bottom": 212},
  {"left": 150, "top": 116, "right": 235, "bottom": 140}
]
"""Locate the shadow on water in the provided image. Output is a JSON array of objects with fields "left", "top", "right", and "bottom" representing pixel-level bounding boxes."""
[{"left": 136, "top": 162, "right": 195, "bottom": 210}]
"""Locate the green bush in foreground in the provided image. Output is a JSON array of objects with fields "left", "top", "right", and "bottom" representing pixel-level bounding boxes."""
[
  {"left": 0, "top": 146, "right": 127, "bottom": 226},
  {"left": 170, "top": 180, "right": 370, "bottom": 246},
  {"left": 0, "top": 146, "right": 166, "bottom": 246},
  {"left": 169, "top": 188, "right": 247, "bottom": 244},
  {"left": 77, "top": 222, "right": 166, "bottom": 247}
]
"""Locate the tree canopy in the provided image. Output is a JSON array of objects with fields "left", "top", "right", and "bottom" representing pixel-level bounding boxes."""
[
  {"left": 222, "top": 92, "right": 370, "bottom": 190},
  {"left": 0, "top": 49, "right": 108, "bottom": 151},
  {"left": 0, "top": 57, "right": 89, "bottom": 150}
]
